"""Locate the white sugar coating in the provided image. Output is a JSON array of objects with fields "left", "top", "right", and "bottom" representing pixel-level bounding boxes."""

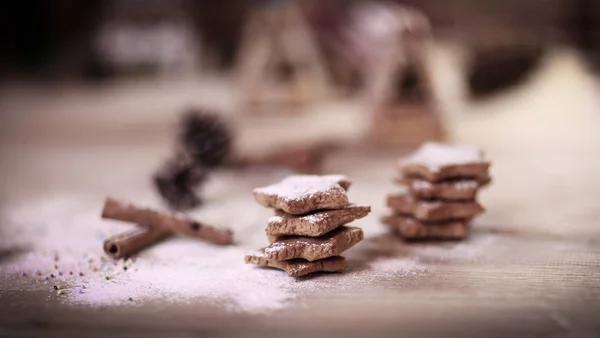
[
  {"left": 268, "top": 213, "right": 326, "bottom": 225},
  {"left": 411, "top": 179, "right": 479, "bottom": 191},
  {"left": 398, "top": 194, "right": 441, "bottom": 209},
  {"left": 451, "top": 180, "right": 480, "bottom": 190},
  {"left": 254, "top": 175, "right": 349, "bottom": 202},
  {"left": 0, "top": 195, "right": 497, "bottom": 313},
  {"left": 400, "top": 142, "right": 485, "bottom": 172},
  {"left": 270, "top": 204, "right": 371, "bottom": 225},
  {"left": 411, "top": 180, "right": 433, "bottom": 190},
  {"left": 299, "top": 213, "right": 326, "bottom": 223},
  {"left": 268, "top": 215, "right": 286, "bottom": 224},
  {"left": 420, "top": 200, "right": 442, "bottom": 210}
]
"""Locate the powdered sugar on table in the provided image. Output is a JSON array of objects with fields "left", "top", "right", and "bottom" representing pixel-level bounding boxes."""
[{"left": 0, "top": 193, "right": 497, "bottom": 314}]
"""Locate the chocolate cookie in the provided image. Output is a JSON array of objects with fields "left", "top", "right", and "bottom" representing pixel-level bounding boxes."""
[
  {"left": 262, "top": 226, "right": 363, "bottom": 261},
  {"left": 398, "top": 142, "right": 490, "bottom": 182},
  {"left": 395, "top": 175, "right": 491, "bottom": 200},
  {"left": 245, "top": 251, "right": 348, "bottom": 277},
  {"left": 382, "top": 214, "right": 469, "bottom": 240},
  {"left": 386, "top": 194, "right": 484, "bottom": 221},
  {"left": 267, "top": 204, "right": 371, "bottom": 237},
  {"left": 253, "top": 175, "right": 351, "bottom": 215}
]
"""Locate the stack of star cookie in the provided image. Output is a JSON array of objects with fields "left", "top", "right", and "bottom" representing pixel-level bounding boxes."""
[
  {"left": 383, "top": 142, "right": 491, "bottom": 240},
  {"left": 245, "top": 175, "right": 371, "bottom": 277}
]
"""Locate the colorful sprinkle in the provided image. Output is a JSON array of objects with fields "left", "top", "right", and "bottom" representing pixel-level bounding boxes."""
[
  {"left": 50, "top": 274, "right": 55, "bottom": 278},
  {"left": 81, "top": 285, "right": 86, "bottom": 289},
  {"left": 34, "top": 269, "right": 39, "bottom": 274},
  {"left": 79, "top": 272, "right": 84, "bottom": 277},
  {"left": 97, "top": 273, "right": 102, "bottom": 278},
  {"left": 37, "top": 272, "right": 42, "bottom": 276},
  {"left": 92, "top": 267, "right": 97, "bottom": 272},
  {"left": 128, "top": 297, "right": 133, "bottom": 301},
  {"left": 105, "top": 276, "right": 110, "bottom": 280},
  {"left": 104, "top": 266, "right": 110, "bottom": 272},
  {"left": 123, "top": 266, "right": 128, "bottom": 271},
  {"left": 58, "top": 271, "right": 63, "bottom": 276},
  {"left": 69, "top": 271, "right": 73, "bottom": 275},
  {"left": 21, "top": 272, "right": 26, "bottom": 277},
  {"left": 57, "top": 290, "right": 64, "bottom": 296},
  {"left": 53, "top": 285, "right": 59, "bottom": 290},
  {"left": 78, "top": 289, "right": 83, "bottom": 294},
  {"left": 53, "top": 265, "right": 58, "bottom": 270},
  {"left": 43, "top": 276, "right": 48, "bottom": 280}
]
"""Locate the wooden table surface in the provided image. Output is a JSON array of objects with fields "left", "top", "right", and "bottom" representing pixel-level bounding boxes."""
[{"left": 1, "top": 47, "right": 600, "bottom": 338}]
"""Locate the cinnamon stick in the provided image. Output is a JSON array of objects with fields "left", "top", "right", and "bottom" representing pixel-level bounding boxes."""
[
  {"left": 103, "top": 228, "right": 169, "bottom": 259},
  {"left": 101, "top": 197, "right": 234, "bottom": 245}
]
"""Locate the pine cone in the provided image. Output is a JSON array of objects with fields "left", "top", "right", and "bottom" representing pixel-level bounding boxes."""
[
  {"left": 179, "top": 109, "right": 232, "bottom": 168},
  {"left": 153, "top": 151, "right": 207, "bottom": 211}
]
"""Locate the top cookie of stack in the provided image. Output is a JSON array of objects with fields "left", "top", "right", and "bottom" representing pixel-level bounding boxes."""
[
  {"left": 383, "top": 142, "right": 491, "bottom": 240},
  {"left": 246, "top": 175, "right": 371, "bottom": 277}
]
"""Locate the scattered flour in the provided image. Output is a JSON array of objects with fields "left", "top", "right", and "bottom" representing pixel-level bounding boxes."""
[
  {"left": 369, "top": 258, "right": 426, "bottom": 275},
  {"left": 408, "top": 234, "right": 498, "bottom": 262},
  {"left": 0, "top": 194, "right": 497, "bottom": 313}
]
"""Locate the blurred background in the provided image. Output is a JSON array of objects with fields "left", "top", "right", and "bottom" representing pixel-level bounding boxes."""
[
  {"left": 0, "top": 0, "right": 598, "bottom": 79},
  {"left": 1, "top": 0, "right": 600, "bottom": 213},
  {"left": 2, "top": 2, "right": 600, "bottom": 333}
]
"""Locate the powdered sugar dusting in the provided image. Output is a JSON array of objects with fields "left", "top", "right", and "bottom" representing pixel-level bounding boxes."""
[
  {"left": 67, "top": 245, "right": 295, "bottom": 312},
  {"left": 0, "top": 194, "right": 497, "bottom": 314},
  {"left": 268, "top": 215, "right": 286, "bottom": 224},
  {"left": 400, "top": 142, "right": 485, "bottom": 172},
  {"left": 450, "top": 180, "right": 480, "bottom": 190},
  {"left": 0, "top": 195, "right": 298, "bottom": 313},
  {"left": 369, "top": 258, "right": 426, "bottom": 275},
  {"left": 268, "top": 213, "right": 327, "bottom": 226},
  {"left": 270, "top": 204, "right": 371, "bottom": 225},
  {"left": 411, "top": 179, "right": 434, "bottom": 190},
  {"left": 254, "top": 175, "right": 349, "bottom": 202},
  {"left": 409, "top": 234, "right": 498, "bottom": 262},
  {"left": 301, "top": 213, "right": 327, "bottom": 223},
  {"left": 411, "top": 179, "right": 479, "bottom": 191}
]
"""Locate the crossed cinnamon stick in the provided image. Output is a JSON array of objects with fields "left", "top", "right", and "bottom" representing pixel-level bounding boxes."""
[{"left": 101, "top": 197, "right": 234, "bottom": 259}]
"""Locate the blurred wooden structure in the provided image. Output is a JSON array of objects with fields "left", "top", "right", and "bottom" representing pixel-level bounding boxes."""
[
  {"left": 235, "top": 0, "right": 332, "bottom": 114},
  {"left": 235, "top": 143, "right": 331, "bottom": 174},
  {"left": 368, "top": 65, "right": 445, "bottom": 147},
  {"left": 363, "top": 4, "right": 445, "bottom": 147}
]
